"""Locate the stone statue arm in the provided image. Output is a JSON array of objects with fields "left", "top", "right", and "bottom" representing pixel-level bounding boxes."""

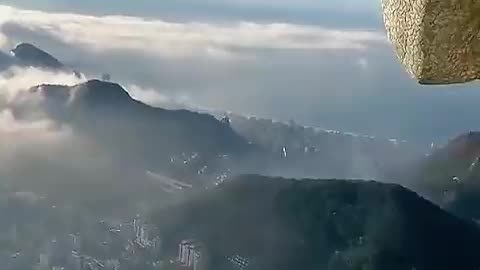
[{"left": 382, "top": 0, "right": 480, "bottom": 85}]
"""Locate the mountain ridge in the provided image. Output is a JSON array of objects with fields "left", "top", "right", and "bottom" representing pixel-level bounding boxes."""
[
  {"left": 26, "top": 80, "right": 257, "bottom": 187},
  {"left": 11, "top": 43, "right": 65, "bottom": 70},
  {"left": 155, "top": 175, "right": 480, "bottom": 270}
]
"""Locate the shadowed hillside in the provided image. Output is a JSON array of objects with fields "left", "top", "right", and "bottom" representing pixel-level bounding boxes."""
[{"left": 155, "top": 175, "right": 480, "bottom": 270}]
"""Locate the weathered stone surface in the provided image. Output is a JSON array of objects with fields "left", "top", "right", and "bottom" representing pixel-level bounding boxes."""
[{"left": 382, "top": 0, "right": 480, "bottom": 85}]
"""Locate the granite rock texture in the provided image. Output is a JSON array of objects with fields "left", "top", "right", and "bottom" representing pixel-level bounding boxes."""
[{"left": 382, "top": 0, "right": 480, "bottom": 85}]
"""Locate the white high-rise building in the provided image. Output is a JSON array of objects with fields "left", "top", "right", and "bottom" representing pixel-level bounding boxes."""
[
  {"left": 179, "top": 240, "right": 196, "bottom": 266},
  {"left": 178, "top": 240, "right": 208, "bottom": 270},
  {"left": 38, "top": 254, "right": 49, "bottom": 270},
  {"left": 193, "top": 249, "right": 202, "bottom": 270}
]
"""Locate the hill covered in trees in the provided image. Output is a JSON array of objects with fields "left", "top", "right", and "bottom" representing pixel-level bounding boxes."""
[{"left": 155, "top": 175, "right": 480, "bottom": 270}]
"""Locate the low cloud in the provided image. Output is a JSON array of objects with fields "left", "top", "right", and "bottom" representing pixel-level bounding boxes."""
[
  {"left": 0, "top": 66, "right": 84, "bottom": 102},
  {"left": 0, "top": 66, "right": 76, "bottom": 138},
  {"left": 126, "top": 84, "right": 213, "bottom": 112},
  {"left": 0, "top": 66, "right": 117, "bottom": 189}
]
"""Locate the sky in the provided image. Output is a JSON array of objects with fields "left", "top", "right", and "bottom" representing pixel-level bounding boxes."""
[
  {"left": 1, "top": 0, "right": 480, "bottom": 145},
  {"left": 0, "top": 0, "right": 382, "bottom": 27}
]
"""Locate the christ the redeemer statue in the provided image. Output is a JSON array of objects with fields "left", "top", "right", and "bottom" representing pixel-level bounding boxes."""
[{"left": 382, "top": 0, "right": 480, "bottom": 85}]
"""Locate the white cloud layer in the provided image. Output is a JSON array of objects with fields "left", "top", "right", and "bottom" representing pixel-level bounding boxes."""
[
  {"left": 0, "top": 66, "right": 82, "bottom": 143},
  {"left": 0, "top": 66, "right": 84, "bottom": 102},
  {"left": 0, "top": 5, "right": 387, "bottom": 60},
  {"left": 0, "top": 66, "right": 119, "bottom": 184},
  {"left": 126, "top": 84, "right": 212, "bottom": 111}
]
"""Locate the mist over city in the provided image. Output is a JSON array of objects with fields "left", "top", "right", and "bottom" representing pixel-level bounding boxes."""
[{"left": 0, "top": 1, "right": 480, "bottom": 270}]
